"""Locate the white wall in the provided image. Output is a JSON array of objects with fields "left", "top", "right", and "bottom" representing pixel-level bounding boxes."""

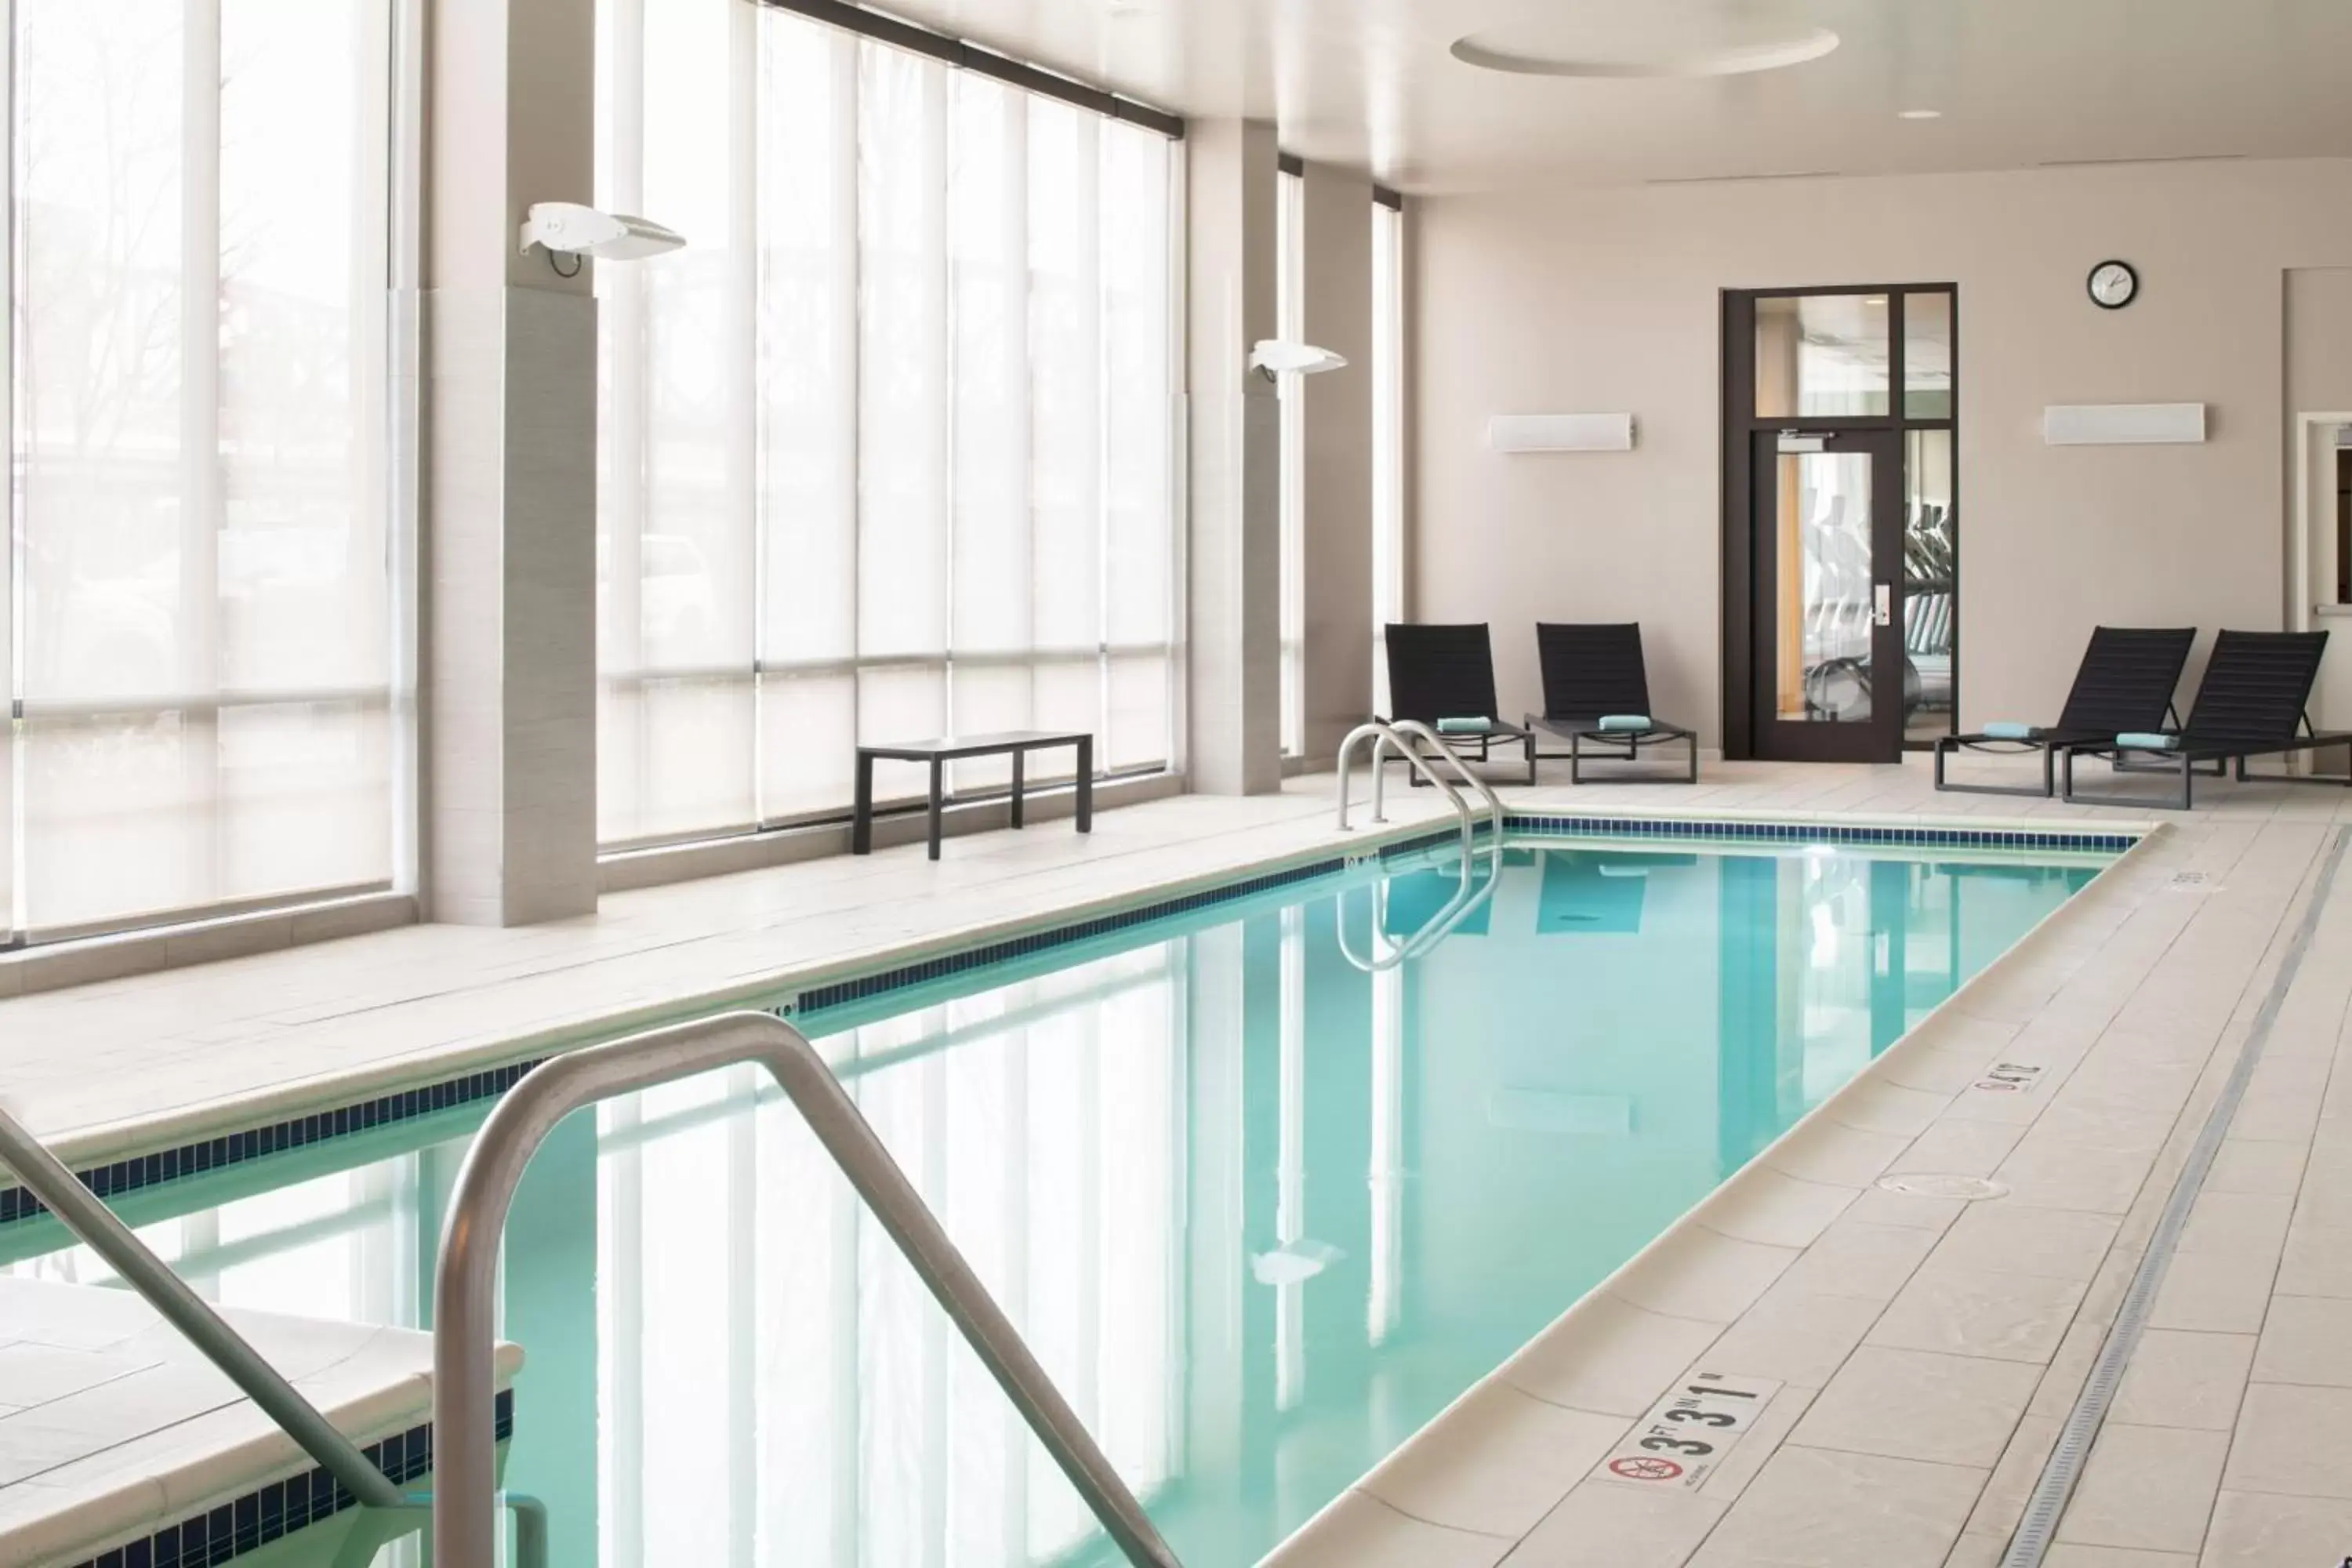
[
  {"left": 1410, "top": 157, "right": 2352, "bottom": 741},
  {"left": 2285, "top": 267, "right": 2352, "bottom": 764}
]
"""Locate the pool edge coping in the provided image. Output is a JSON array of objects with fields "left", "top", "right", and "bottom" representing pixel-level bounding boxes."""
[
  {"left": 1256, "top": 816, "right": 2184, "bottom": 1566},
  {"left": 10, "top": 1336, "right": 524, "bottom": 1568}
]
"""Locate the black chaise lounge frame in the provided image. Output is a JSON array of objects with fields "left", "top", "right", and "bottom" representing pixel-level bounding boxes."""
[
  {"left": 1933, "top": 626, "right": 2196, "bottom": 799},
  {"left": 1382, "top": 622, "right": 1537, "bottom": 786},
  {"left": 1527, "top": 622, "right": 1699, "bottom": 785},
  {"left": 2060, "top": 629, "right": 2352, "bottom": 811}
]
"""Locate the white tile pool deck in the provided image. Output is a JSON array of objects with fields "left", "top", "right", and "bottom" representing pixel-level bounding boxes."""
[{"left": 2, "top": 751, "right": 2350, "bottom": 1567}]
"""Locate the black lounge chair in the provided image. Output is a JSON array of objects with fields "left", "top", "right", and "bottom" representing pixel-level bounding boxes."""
[
  {"left": 1933, "top": 626, "right": 2196, "bottom": 799},
  {"left": 1381, "top": 622, "right": 1536, "bottom": 785},
  {"left": 2060, "top": 629, "right": 2352, "bottom": 811},
  {"left": 1527, "top": 622, "right": 1698, "bottom": 784}
]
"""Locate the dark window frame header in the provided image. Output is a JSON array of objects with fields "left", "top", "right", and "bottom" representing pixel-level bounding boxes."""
[{"left": 762, "top": 0, "right": 1185, "bottom": 140}]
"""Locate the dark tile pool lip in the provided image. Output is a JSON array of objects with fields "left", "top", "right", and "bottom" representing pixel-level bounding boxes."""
[
  {"left": 0, "top": 811, "right": 2146, "bottom": 1231},
  {"left": 50, "top": 1390, "right": 514, "bottom": 1568}
]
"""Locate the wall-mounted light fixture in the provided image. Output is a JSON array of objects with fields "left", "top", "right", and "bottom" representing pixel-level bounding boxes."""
[
  {"left": 2042, "top": 402, "right": 2206, "bottom": 446},
  {"left": 519, "top": 201, "right": 687, "bottom": 273},
  {"left": 1486, "top": 413, "right": 1637, "bottom": 452},
  {"left": 1250, "top": 339, "right": 1347, "bottom": 382}
]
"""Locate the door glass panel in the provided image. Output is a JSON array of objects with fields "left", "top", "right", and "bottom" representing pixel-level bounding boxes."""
[
  {"left": 1755, "top": 295, "right": 1890, "bottom": 418},
  {"left": 1905, "top": 292, "right": 1953, "bottom": 418},
  {"left": 1904, "top": 430, "right": 1955, "bottom": 742},
  {"left": 1774, "top": 444, "right": 1875, "bottom": 723}
]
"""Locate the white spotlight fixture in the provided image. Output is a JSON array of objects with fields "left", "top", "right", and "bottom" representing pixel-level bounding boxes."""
[
  {"left": 1897, "top": 108, "right": 1942, "bottom": 120},
  {"left": 1250, "top": 339, "right": 1348, "bottom": 381},
  {"left": 518, "top": 201, "right": 687, "bottom": 261}
]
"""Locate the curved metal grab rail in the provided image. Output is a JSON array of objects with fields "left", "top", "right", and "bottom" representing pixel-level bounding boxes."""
[
  {"left": 0, "top": 1105, "right": 405, "bottom": 1511},
  {"left": 1333, "top": 722, "right": 1508, "bottom": 972},
  {"left": 1335, "top": 720, "right": 1476, "bottom": 869},
  {"left": 1384, "top": 721, "right": 1510, "bottom": 844},
  {"left": 433, "top": 1012, "right": 1180, "bottom": 1568}
]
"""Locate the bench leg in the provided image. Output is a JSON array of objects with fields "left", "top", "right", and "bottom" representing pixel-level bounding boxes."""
[
  {"left": 852, "top": 752, "right": 875, "bottom": 855},
  {"left": 927, "top": 757, "right": 944, "bottom": 861},
  {"left": 1010, "top": 750, "right": 1025, "bottom": 829},
  {"left": 1076, "top": 737, "right": 1094, "bottom": 834}
]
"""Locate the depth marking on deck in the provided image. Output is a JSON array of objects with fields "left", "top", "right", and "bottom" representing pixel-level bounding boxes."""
[
  {"left": 1592, "top": 1371, "right": 1783, "bottom": 1491},
  {"left": 1971, "top": 1061, "right": 2045, "bottom": 1094}
]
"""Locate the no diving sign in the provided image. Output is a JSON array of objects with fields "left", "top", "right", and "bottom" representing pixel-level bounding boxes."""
[
  {"left": 1592, "top": 1370, "right": 1784, "bottom": 1492},
  {"left": 1971, "top": 1062, "right": 2044, "bottom": 1094}
]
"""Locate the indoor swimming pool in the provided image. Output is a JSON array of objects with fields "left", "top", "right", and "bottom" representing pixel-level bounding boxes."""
[{"left": 5, "top": 831, "right": 2114, "bottom": 1568}]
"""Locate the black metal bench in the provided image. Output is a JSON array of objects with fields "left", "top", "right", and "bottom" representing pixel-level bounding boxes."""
[{"left": 852, "top": 730, "right": 1094, "bottom": 861}]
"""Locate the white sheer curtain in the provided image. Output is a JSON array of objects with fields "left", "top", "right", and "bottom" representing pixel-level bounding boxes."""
[
  {"left": 5, "top": 0, "right": 397, "bottom": 942},
  {"left": 597, "top": 7, "right": 1178, "bottom": 848},
  {"left": 1370, "top": 198, "right": 1404, "bottom": 717}
]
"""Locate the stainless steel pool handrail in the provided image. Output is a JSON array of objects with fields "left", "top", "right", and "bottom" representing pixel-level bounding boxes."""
[
  {"left": 0, "top": 1104, "right": 406, "bottom": 1511},
  {"left": 1335, "top": 720, "right": 1476, "bottom": 865},
  {"left": 1385, "top": 720, "right": 1510, "bottom": 844},
  {"left": 432, "top": 1011, "right": 1180, "bottom": 1568}
]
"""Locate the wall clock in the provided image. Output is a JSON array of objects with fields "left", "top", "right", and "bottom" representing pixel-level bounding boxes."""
[{"left": 2087, "top": 260, "right": 2138, "bottom": 310}]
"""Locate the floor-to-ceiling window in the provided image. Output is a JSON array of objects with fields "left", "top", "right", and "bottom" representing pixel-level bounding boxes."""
[
  {"left": 1275, "top": 158, "right": 1305, "bottom": 757},
  {"left": 2, "top": 0, "right": 402, "bottom": 944},
  {"left": 595, "top": 3, "right": 1181, "bottom": 848},
  {"left": 1370, "top": 191, "right": 1403, "bottom": 717}
]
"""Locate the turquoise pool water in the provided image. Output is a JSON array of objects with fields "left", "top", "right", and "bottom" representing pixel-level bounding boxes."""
[{"left": 7, "top": 837, "right": 2106, "bottom": 1568}]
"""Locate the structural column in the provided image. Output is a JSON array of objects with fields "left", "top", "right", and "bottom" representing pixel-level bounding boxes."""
[
  {"left": 1300, "top": 161, "right": 1377, "bottom": 760},
  {"left": 1186, "top": 119, "right": 1284, "bottom": 794},
  {"left": 421, "top": 0, "right": 600, "bottom": 923}
]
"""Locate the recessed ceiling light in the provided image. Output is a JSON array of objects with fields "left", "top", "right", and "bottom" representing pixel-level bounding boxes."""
[{"left": 1898, "top": 108, "right": 1942, "bottom": 120}]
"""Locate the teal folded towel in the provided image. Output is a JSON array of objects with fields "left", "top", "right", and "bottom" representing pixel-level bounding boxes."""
[
  {"left": 2117, "top": 731, "right": 2177, "bottom": 750},
  {"left": 1597, "top": 714, "right": 1651, "bottom": 733},
  {"left": 1436, "top": 716, "right": 1492, "bottom": 735},
  {"left": 1983, "top": 721, "right": 2038, "bottom": 740}
]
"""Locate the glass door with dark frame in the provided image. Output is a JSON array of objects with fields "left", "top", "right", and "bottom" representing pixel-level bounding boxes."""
[
  {"left": 1751, "top": 428, "right": 1904, "bottom": 762},
  {"left": 1722, "top": 285, "right": 1958, "bottom": 761}
]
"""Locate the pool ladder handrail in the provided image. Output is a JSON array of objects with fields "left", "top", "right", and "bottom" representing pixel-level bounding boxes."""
[
  {"left": 0, "top": 1104, "right": 408, "bottom": 1512},
  {"left": 1334, "top": 720, "right": 1508, "bottom": 853},
  {"left": 430, "top": 1011, "right": 1181, "bottom": 1568},
  {"left": 1333, "top": 720, "right": 1508, "bottom": 971},
  {"left": 1386, "top": 720, "right": 1512, "bottom": 844}
]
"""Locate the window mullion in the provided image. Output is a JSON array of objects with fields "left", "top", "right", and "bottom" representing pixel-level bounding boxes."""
[{"left": 185, "top": 0, "right": 225, "bottom": 903}]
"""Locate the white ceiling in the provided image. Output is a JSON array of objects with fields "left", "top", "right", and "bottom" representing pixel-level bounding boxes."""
[{"left": 864, "top": 0, "right": 2352, "bottom": 191}]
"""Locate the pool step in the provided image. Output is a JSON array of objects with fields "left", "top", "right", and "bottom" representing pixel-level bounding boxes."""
[{"left": 0, "top": 1278, "right": 520, "bottom": 1568}]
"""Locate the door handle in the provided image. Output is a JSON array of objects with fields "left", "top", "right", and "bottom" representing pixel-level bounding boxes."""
[{"left": 1874, "top": 584, "right": 1893, "bottom": 626}]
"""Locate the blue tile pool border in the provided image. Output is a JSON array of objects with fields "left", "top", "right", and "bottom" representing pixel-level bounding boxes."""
[
  {"left": 1501, "top": 814, "right": 2136, "bottom": 855},
  {"left": 0, "top": 811, "right": 2136, "bottom": 1228},
  {"left": 63, "top": 1388, "right": 513, "bottom": 1568}
]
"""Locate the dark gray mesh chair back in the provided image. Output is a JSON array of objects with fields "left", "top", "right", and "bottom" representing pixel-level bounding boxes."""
[
  {"left": 1537, "top": 623, "right": 1653, "bottom": 721},
  {"left": 2180, "top": 630, "right": 2329, "bottom": 747},
  {"left": 1385, "top": 623, "right": 1501, "bottom": 724},
  {"left": 2052, "top": 626, "right": 2197, "bottom": 736}
]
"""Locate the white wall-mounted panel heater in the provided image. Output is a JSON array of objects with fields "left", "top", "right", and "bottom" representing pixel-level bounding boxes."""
[
  {"left": 1488, "top": 413, "right": 1635, "bottom": 453},
  {"left": 2042, "top": 402, "right": 2207, "bottom": 446}
]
